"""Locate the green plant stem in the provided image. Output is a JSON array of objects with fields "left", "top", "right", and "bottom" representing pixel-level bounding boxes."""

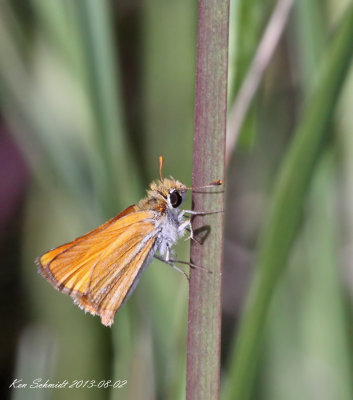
[{"left": 186, "top": 1, "right": 229, "bottom": 400}]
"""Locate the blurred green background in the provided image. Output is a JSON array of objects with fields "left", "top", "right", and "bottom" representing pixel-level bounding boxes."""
[{"left": 0, "top": 0, "right": 352, "bottom": 399}]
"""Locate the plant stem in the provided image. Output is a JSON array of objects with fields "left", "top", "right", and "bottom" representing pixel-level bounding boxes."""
[{"left": 186, "top": 1, "right": 229, "bottom": 400}]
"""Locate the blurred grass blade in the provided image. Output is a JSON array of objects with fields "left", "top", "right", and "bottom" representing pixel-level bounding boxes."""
[
  {"left": 226, "top": 0, "right": 294, "bottom": 160},
  {"left": 141, "top": 0, "right": 195, "bottom": 179},
  {"left": 12, "top": 326, "right": 56, "bottom": 400},
  {"left": 72, "top": 0, "right": 141, "bottom": 213},
  {"left": 293, "top": 0, "right": 325, "bottom": 89},
  {"left": 0, "top": 33, "right": 87, "bottom": 210},
  {"left": 228, "top": 0, "right": 272, "bottom": 104},
  {"left": 30, "top": 0, "right": 78, "bottom": 66},
  {"left": 227, "top": 0, "right": 273, "bottom": 149},
  {"left": 262, "top": 154, "right": 353, "bottom": 400},
  {"left": 223, "top": 6, "right": 353, "bottom": 400}
]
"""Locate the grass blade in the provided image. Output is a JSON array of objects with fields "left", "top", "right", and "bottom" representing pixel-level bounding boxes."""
[{"left": 223, "top": 6, "right": 353, "bottom": 400}]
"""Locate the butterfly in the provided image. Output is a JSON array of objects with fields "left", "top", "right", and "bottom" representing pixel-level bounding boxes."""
[{"left": 36, "top": 157, "right": 222, "bottom": 327}]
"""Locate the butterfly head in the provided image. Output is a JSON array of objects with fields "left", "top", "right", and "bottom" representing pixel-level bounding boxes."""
[
  {"left": 149, "top": 178, "right": 187, "bottom": 209},
  {"left": 138, "top": 156, "right": 223, "bottom": 213}
]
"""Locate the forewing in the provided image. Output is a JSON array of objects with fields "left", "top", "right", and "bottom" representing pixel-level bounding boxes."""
[{"left": 37, "top": 205, "right": 158, "bottom": 325}]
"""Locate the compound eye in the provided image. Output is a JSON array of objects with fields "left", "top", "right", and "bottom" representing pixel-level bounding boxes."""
[{"left": 169, "top": 191, "right": 182, "bottom": 208}]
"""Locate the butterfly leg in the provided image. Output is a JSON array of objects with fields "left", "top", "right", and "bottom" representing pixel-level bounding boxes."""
[
  {"left": 178, "top": 218, "right": 202, "bottom": 245},
  {"left": 185, "top": 227, "right": 203, "bottom": 245},
  {"left": 178, "top": 219, "right": 195, "bottom": 242},
  {"left": 154, "top": 254, "right": 189, "bottom": 281},
  {"left": 180, "top": 210, "right": 222, "bottom": 242},
  {"left": 182, "top": 209, "right": 223, "bottom": 215},
  {"left": 154, "top": 251, "right": 212, "bottom": 278},
  {"left": 168, "top": 258, "right": 212, "bottom": 274}
]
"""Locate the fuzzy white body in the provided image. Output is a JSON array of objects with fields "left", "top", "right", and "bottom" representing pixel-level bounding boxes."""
[{"left": 154, "top": 206, "right": 187, "bottom": 258}]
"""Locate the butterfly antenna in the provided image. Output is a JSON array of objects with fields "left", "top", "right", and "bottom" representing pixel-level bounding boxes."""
[
  {"left": 159, "top": 156, "right": 164, "bottom": 181},
  {"left": 184, "top": 179, "right": 223, "bottom": 191}
]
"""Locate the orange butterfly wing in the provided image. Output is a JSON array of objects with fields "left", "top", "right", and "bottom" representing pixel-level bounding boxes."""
[{"left": 36, "top": 205, "right": 158, "bottom": 326}]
